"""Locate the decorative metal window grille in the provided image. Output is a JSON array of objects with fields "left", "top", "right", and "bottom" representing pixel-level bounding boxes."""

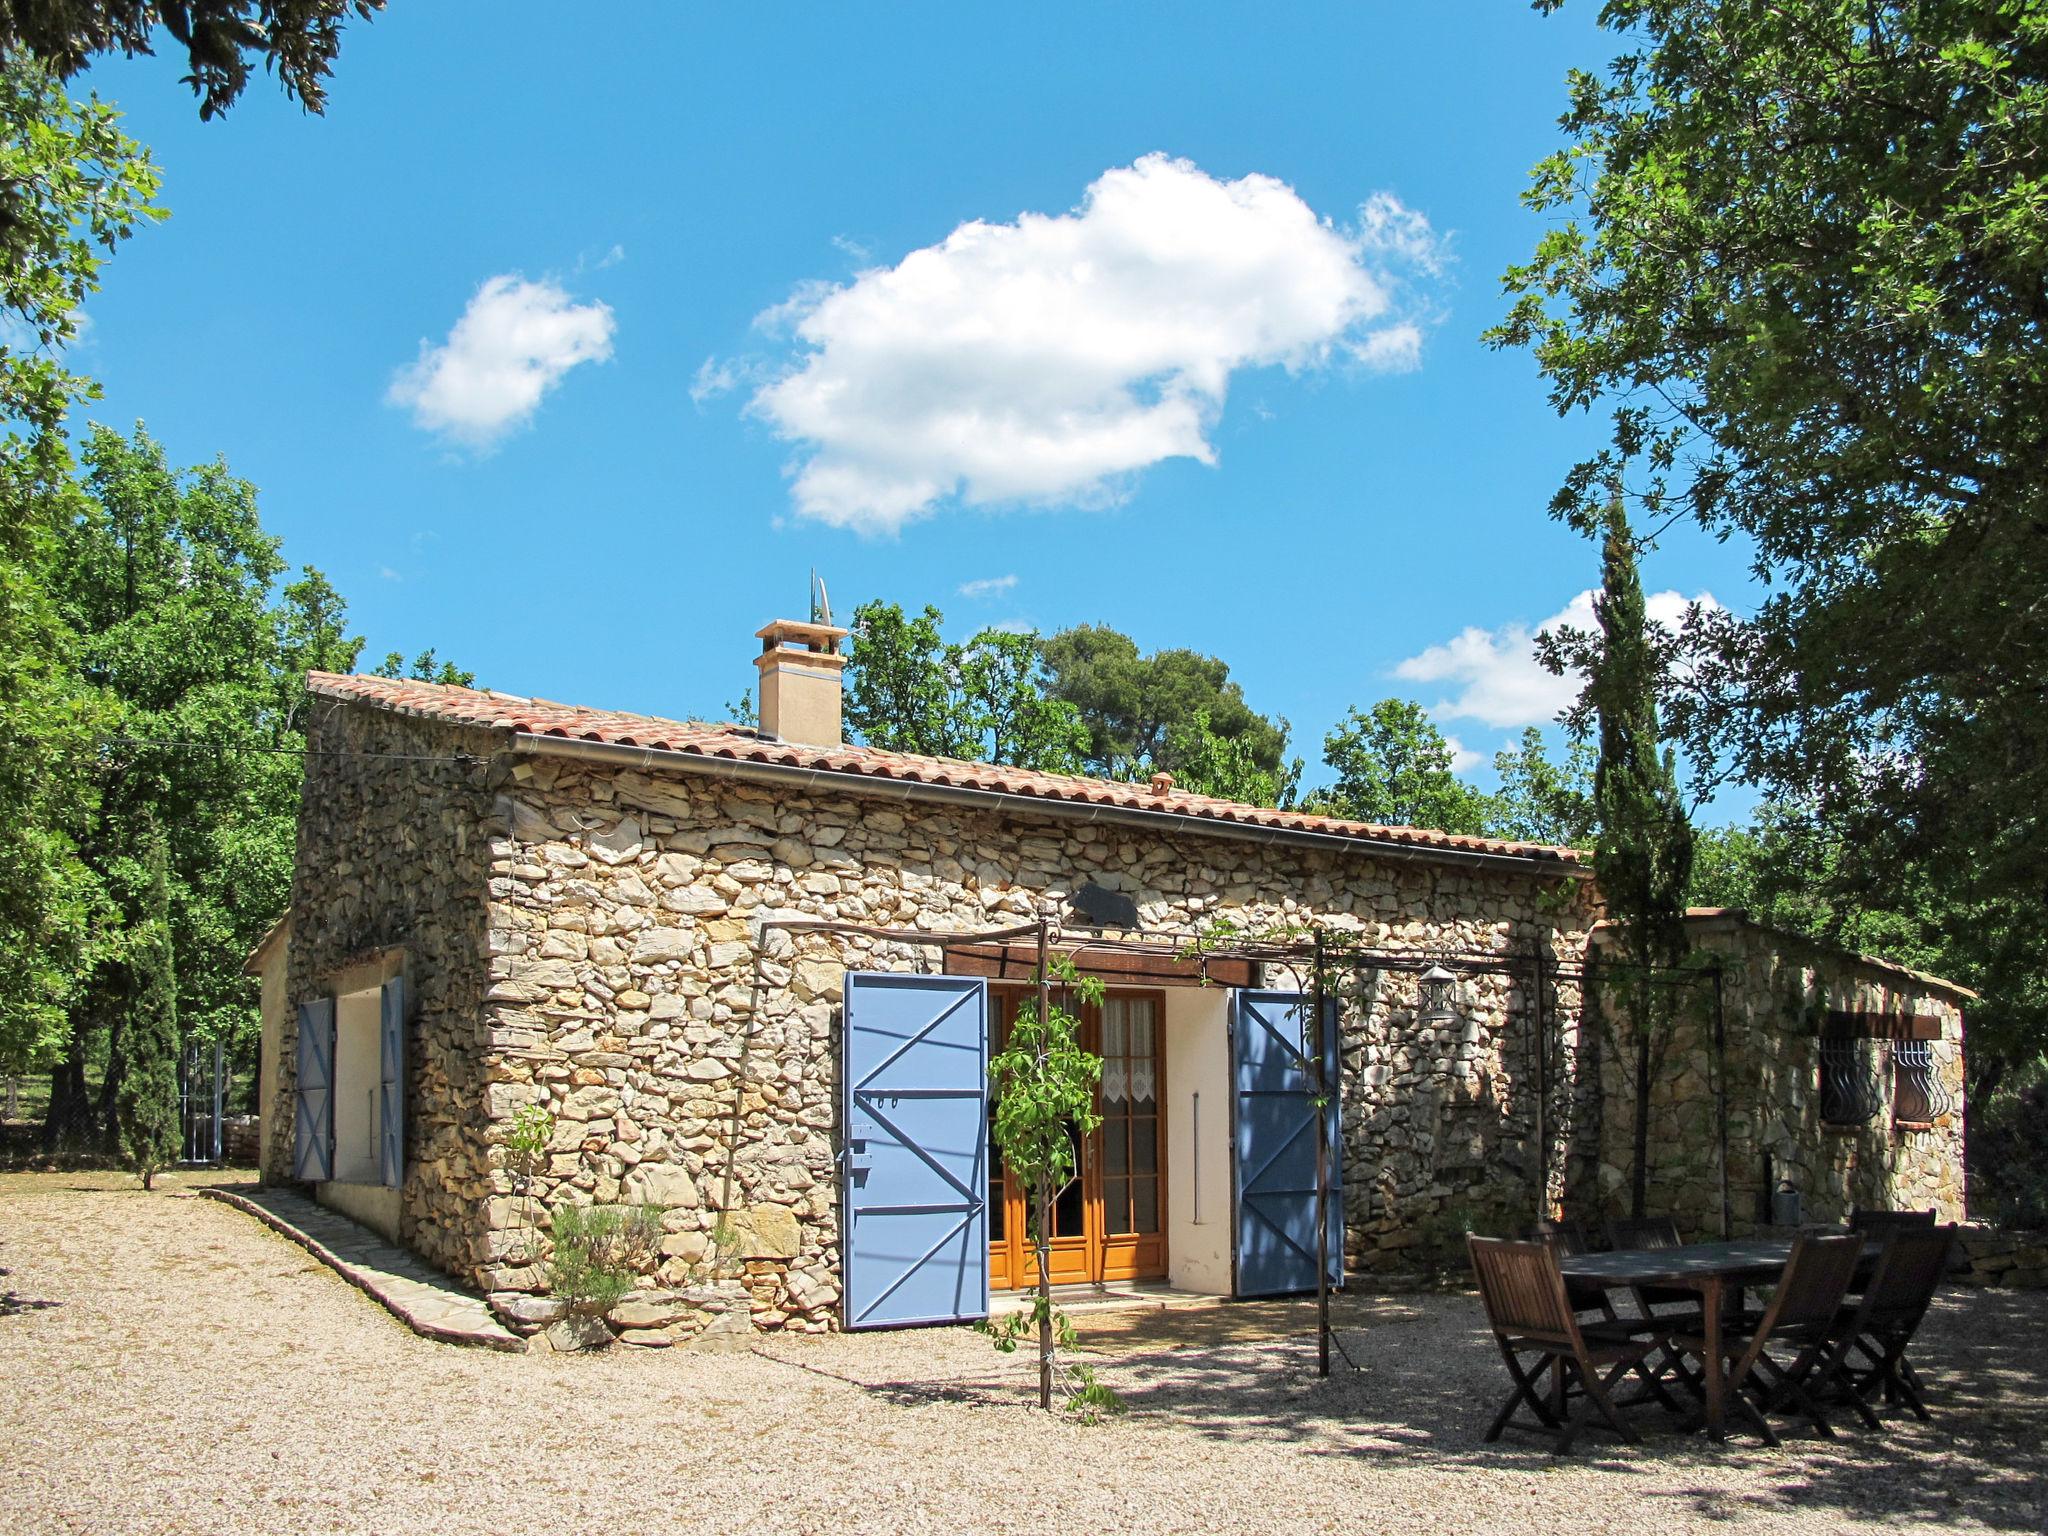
[
  {"left": 1891, "top": 1040, "right": 1953, "bottom": 1125},
  {"left": 1819, "top": 1038, "right": 1884, "bottom": 1126}
]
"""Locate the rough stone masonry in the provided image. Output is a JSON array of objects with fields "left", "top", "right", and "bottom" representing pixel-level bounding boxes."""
[{"left": 273, "top": 680, "right": 1978, "bottom": 1338}]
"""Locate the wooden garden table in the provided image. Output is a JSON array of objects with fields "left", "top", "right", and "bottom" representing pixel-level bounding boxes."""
[{"left": 1558, "top": 1237, "right": 1881, "bottom": 1440}]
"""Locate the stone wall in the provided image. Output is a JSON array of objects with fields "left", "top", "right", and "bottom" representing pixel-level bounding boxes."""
[
  {"left": 273, "top": 705, "right": 502, "bottom": 1279},
  {"left": 1577, "top": 913, "right": 1967, "bottom": 1238},
  {"left": 1954, "top": 1223, "right": 2048, "bottom": 1289},
  {"left": 476, "top": 745, "right": 1599, "bottom": 1328}
]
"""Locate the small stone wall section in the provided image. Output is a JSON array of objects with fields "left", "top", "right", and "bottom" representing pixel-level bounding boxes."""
[
  {"left": 491, "top": 1281, "right": 758, "bottom": 1350},
  {"left": 1954, "top": 1224, "right": 2048, "bottom": 1289}
]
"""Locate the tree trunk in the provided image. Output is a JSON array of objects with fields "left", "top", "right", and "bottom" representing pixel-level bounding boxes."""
[
  {"left": 1035, "top": 1172, "right": 1053, "bottom": 1411},
  {"left": 43, "top": 1015, "right": 95, "bottom": 1155},
  {"left": 97, "top": 1011, "right": 128, "bottom": 1159},
  {"left": 1630, "top": 999, "right": 1652, "bottom": 1221}
]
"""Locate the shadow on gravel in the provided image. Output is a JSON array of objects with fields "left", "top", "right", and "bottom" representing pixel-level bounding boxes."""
[
  {"left": 783, "top": 1287, "right": 2048, "bottom": 1533},
  {"left": 0, "top": 1267, "right": 60, "bottom": 1316},
  {"left": 1097, "top": 1288, "right": 2048, "bottom": 1533}
]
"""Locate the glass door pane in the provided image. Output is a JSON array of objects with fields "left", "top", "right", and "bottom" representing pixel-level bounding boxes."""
[{"left": 1099, "top": 995, "right": 1161, "bottom": 1237}]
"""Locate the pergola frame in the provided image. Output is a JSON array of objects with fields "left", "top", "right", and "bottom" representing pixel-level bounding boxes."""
[{"left": 742, "top": 909, "right": 1728, "bottom": 1384}]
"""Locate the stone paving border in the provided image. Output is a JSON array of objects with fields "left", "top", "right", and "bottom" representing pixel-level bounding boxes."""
[{"left": 200, "top": 1185, "right": 524, "bottom": 1352}]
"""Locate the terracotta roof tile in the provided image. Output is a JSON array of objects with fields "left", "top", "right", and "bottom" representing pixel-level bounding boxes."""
[{"left": 307, "top": 671, "right": 1586, "bottom": 869}]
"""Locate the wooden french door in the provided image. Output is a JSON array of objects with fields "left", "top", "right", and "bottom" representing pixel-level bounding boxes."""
[{"left": 988, "top": 987, "right": 1166, "bottom": 1290}]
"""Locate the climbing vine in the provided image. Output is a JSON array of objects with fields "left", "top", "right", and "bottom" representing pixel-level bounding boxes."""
[{"left": 980, "top": 954, "right": 1123, "bottom": 1417}]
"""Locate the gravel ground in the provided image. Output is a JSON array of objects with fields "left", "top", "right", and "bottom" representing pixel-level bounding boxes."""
[{"left": 3, "top": 1171, "right": 2043, "bottom": 1536}]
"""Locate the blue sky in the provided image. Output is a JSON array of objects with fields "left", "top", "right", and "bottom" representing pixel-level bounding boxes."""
[{"left": 76, "top": 4, "right": 1756, "bottom": 805}]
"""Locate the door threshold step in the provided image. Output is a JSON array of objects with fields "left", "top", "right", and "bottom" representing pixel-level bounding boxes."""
[{"left": 989, "top": 1283, "right": 1224, "bottom": 1317}]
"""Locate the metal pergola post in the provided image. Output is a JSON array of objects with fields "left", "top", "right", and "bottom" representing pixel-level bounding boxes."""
[{"left": 1311, "top": 930, "right": 1331, "bottom": 1380}]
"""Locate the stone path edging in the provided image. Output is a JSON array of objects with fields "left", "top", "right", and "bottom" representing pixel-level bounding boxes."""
[{"left": 200, "top": 1186, "right": 524, "bottom": 1352}]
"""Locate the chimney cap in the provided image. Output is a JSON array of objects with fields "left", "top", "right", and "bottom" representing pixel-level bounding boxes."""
[
  {"left": 756, "top": 617, "right": 849, "bottom": 655},
  {"left": 1149, "top": 771, "right": 1175, "bottom": 796}
]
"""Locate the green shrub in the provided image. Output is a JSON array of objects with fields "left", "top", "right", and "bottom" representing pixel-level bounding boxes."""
[
  {"left": 546, "top": 1202, "right": 664, "bottom": 1314},
  {"left": 1972, "top": 1079, "right": 2048, "bottom": 1231}
]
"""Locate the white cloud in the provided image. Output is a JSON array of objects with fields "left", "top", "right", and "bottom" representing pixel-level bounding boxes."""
[
  {"left": 388, "top": 275, "right": 615, "bottom": 448},
  {"left": 1395, "top": 588, "right": 1720, "bottom": 730},
  {"left": 739, "top": 153, "right": 1445, "bottom": 534},
  {"left": 690, "top": 356, "right": 742, "bottom": 405},
  {"left": 958, "top": 574, "right": 1018, "bottom": 599}
]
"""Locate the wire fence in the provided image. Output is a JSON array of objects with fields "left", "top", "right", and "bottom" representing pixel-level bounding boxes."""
[{"left": 3, "top": 1049, "right": 259, "bottom": 1169}]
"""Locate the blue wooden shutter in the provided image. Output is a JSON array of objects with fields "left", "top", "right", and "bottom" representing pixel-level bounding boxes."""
[
  {"left": 1232, "top": 989, "right": 1343, "bottom": 1297},
  {"left": 378, "top": 975, "right": 406, "bottom": 1189},
  {"left": 292, "top": 998, "right": 335, "bottom": 1183},
  {"left": 842, "top": 972, "right": 989, "bottom": 1329}
]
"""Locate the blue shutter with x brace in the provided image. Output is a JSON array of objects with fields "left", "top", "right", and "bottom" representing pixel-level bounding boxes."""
[
  {"left": 842, "top": 972, "right": 989, "bottom": 1329},
  {"left": 378, "top": 975, "right": 406, "bottom": 1189},
  {"left": 1232, "top": 989, "right": 1343, "bottom": 1298},
  {"left": 292, "top": 997, "right": 335, "bottom": 1183}
]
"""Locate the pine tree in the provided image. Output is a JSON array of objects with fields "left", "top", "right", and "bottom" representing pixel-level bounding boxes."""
[
  {"left": 113, "top": 822, "right": 180, "bottom": 1189},
  {"left": 1588, "top": 495, "right": 1695, "bottom": 1219}
]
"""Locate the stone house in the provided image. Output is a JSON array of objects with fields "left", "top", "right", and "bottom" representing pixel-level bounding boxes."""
[
  {"left": 261, "top": 617, "right": 1970, "bottom": 1335},
  {"left": 1579, "top": 908, "right": 1970, "bottom": 1237}
]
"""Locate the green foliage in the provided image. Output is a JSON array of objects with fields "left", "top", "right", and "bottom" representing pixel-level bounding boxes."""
[
  {"left": 843, "top": 600, "right": 1088, "bottom": 771},
  {"left": 372, "top": 648, "right": 476, "bottom": 688},
  {"left": 844, "top": 605, "right": 1303, "bottom": 805},
  {"left": 1488, "top": 729, "right": 1595, "bottom": 848},
  {"left": 1970, "top": 1078, "right": 2048, "bottom": 1232},
  {"left": 1687, "top": 803, "right": 2048, "bottom": 1103},
  {"left": 984, "top": 955, "right": 1112, "bottom": 1413},
  {"left": 1583, "top": 499, "right": 1694, "bottom": 1220},
  {"left": 56, "top": 426, "right": 321, "bottom": 1054},
  {"left": 1039, "top": 623, "right": 1292, "bottom": 787},
  {"left": 1157, "top": 705, "right": 1302, "bottom": 807},
  {"left": 545, "top": 1202, "right": 665, "bottom": 1315},
  {"left": 0, "top": 60, "right": 162, "bottom": 1080},
  {"left": 1586, "top": 500, "right": 1693, "bottom": 977},
  {"left": 33, "top": 423, "right": 464, "bottom": 1150},
  {"left": 1411, "top": 1200, "right": 1487, "bottom": 1283},
  {"left": 505, "top": 1102, "right": 555, "bottom": 1180},
  {"left": 1501, "top": 0, "right": 2048, "bottom": 1073},
  {"left": 1308, "top": 698, "right": 1491, "bottom": 833},
  {"left": 987, "top": 959, "right": 1106, "bottom": 1214},
  {"left": 3, "top": 2, "right": 385, "bottom": 119},
  {"left": 979, "top": 1297, "right": 1126, "bottom": 1419},
  {"left": 111, "top": 819, "right": 178, "bottom": 1188}
]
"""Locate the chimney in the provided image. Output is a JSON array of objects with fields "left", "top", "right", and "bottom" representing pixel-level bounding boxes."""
[{"left": 754, "top": 617, "right": 849, "bottom": 746}]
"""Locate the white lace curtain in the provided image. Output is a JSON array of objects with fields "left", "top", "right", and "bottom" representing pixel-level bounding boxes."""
[{"left": 1100, "top": 997, "right": 1158, "bottom": 1106}]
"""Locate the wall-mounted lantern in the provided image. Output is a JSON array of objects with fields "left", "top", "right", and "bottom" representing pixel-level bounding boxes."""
[{"left": 1418, "top": 964, "right": 1458, "bottom": 1026}]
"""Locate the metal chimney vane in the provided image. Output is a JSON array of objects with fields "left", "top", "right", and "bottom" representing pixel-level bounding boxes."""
[{"left": 810, "top": 569, "right": 833, "bottom": 627}]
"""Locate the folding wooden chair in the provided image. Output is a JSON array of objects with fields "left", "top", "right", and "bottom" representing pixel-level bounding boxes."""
[
  {"left": 1468, "top": 1235, "right": 1677, "bottom": 1455},
  {"left": 1605, "top": 1215, "right": 1719, "bottom": 1322},
  {"left": 1832, "top": 1223, "right": 1957, "bottom": 1423},
  {"left": 1671, "top": 1232, "right": 1864, "bottom": 1445},
  {"left": 1849, "top": 1207, "right": 1937, "bottom": 1237},
  {"left": 1606, "top": 1215, "right": 1684, "bottom": 1251},
  {"left": 1536, "top": 1219, "right": 1616, "bottom": 1321}
]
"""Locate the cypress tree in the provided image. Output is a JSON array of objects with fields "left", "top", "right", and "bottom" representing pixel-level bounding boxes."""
[
  {"left": 114, "top": 822, "right": 180, "bottom": 1188},
  {"left": 1589, "top": 496, "right": 1695, "bottom": 1219}
]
